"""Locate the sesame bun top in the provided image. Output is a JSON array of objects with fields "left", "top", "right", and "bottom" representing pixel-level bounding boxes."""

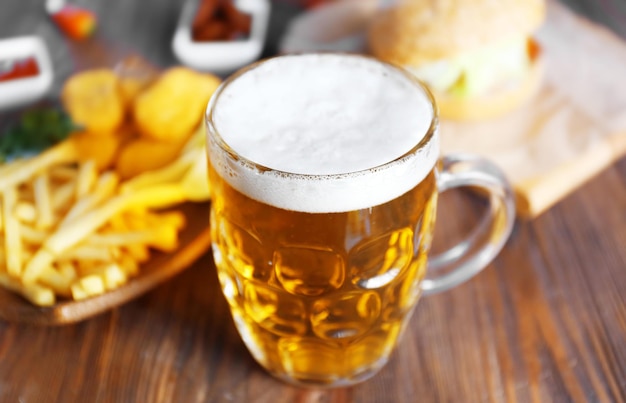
[{"left": 368, "top": 0, "right": 546, "bottom": 66}]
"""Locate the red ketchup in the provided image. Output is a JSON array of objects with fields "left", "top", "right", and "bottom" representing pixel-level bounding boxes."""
[{"left": 0, "top": 57, "right": 40, "bottom": 82}]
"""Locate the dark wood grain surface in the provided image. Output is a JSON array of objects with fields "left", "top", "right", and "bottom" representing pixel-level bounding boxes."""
[{"left": 1, "top": 1, "right": 625, "bottom": 402}]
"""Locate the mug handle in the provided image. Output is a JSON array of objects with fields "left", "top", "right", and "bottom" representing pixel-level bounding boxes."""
[{"left": 422, "top": 154, "right": 516, "bottom": 295}]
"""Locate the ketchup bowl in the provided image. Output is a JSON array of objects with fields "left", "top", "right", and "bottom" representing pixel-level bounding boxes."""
[
  {"left": 0, "top": 36, "right": 53, "bottom": 111},
  {"left": 172, "top": 0, "right": 270, "bottom": 75}
]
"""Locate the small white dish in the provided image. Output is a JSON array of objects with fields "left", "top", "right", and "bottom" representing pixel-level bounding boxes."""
[
  {"left": 0, "top": 36, "right": 54, "bottom": 111},
  {"left": 279, "top": 0, "right": 378, "bottom": 54},
  {"left": 172, "top": 0, "right": 270, "bottom": 75}
]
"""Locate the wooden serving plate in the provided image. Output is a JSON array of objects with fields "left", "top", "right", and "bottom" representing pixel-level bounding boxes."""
[{"left": 0, "top": 202, "right": 212, "bottom": 326}]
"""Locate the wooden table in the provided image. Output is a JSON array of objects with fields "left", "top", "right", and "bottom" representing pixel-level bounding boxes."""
[{"left": 1, "top": 1, "right": 624, "bottom": 402}]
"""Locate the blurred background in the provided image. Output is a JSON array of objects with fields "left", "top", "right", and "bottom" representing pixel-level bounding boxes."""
[{"left": 1, "top": 0, "right": 624, "bottom": 94}]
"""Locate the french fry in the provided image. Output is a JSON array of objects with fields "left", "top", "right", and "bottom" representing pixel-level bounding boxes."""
[
  {"left": 70, "top": 282, "right": 90, "bottom": 301},
  {"left": 119, "top": 148, "right": 195, "bottom": 193},
  {"left": 51, "top": 180, "right": 77, "bottom": 212},
  {"left": 38, "top": 266, "right": 72, "bottom": 297},
  {"left": 100, "top": 264, "right": 128, "bottom": 289},
  {"left": 137, "top": 211, "right": 186, "bottom": 233},
  {"left": 22, "top": 184, "right": 186, "bottom": 282},
  {"left": 116, "top": 209, "right": 150, "bottom": 231},
  {"left": 58, "top": 244, "right": 119, "bottom": 262},
  {"left": 33, "top": 172, "right": 54, "bottom": 229},
  {"left": 178, "top": 149, "right": 210, "bottom": 201},
  {"left": 118, "top": 252, "right": 140, "bottom": 276},
  {"left": 78, "top": 263, "right": 128, "bottom": 290},
  {"left": 76, "top": 259, "right": 100, "bottom": 277},
  {"left": 76, "top": 275, "right": 105, "bottom": 297},
  {"left": 23, "top": 249, "right": 55, "bottom": 283},
  {"left": 19, "top": 224, "right": 49, "bottom": 244},
  {"left": 101, "top": 212, "right": 152, "bottom": 262},
  {"left": 120, "top": 184, "right": 187, "bottom": 210},
  {"left": 14, "top": 202, "right": 36, "bottom": 223},
  {"left": 0, "top": 140, "right": 78, "bottom": 192},
  {"left": 61, "top": 171, "right": 119, "bottom": 226},
  {"left": 3, "top": 187, "right": 22, "bottom": 277},
  {"left": 0, "top": 159, "right": 28, "bottom": 185},
  {"left": 49, "top": 165, "right": 78, "bottom": 181},
  {"left": 0, "top": 272, "right": 55, "bottom": 306},
  {"left": 86, "top": 225, "right": 179, "bottom": 252},
  {"left": 22, "top": 282, "right": 56, "bottom": 306},
  {"left": 123, "top": 244, "right": 150, "bottom": 264},
  {"left": 75, "top": 160, "right": 97, "bottom": 199},
  {"left": 57, "top": 260, "right": 78, "bottom": 282}
]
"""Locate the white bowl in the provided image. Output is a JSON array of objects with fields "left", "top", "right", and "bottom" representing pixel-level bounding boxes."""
[
  {"left": 279, "top": 0, "right": 378, "bottom": 54},
  {"left": 0, "top": 36, "right": 54, "bottom": 110},
  {"left": 172, "top": 0, "right": 270, "bottom": 75}
]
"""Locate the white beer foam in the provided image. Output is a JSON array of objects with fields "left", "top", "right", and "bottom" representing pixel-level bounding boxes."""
[{"left": 208, "top": 54, "right": 439, "bottom": 213}]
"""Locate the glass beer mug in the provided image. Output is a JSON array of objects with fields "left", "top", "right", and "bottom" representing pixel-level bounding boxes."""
[{"left": 205, "top": 54, "right": 516, "bottom": 387}]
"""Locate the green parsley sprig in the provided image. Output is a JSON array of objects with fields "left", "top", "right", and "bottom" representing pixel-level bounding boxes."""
[{"left": 0, "top": 106, "right": 78, "bottom": 163}]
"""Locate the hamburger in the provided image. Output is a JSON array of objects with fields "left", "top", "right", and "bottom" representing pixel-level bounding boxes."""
[{"left": 367, "top": 0, "right": 546, "bottom": 120}]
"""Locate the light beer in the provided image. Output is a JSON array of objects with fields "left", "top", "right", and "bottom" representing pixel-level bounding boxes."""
[{"left": 206, "top": 54, "right": 440, "bottom": 386}]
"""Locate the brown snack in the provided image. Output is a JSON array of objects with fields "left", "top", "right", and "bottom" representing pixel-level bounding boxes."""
[
  {"left": 72, "top": 130, "right": 124, "bottom": 171},
  {"left": 221, "top": 0, "right": 251, "bottom": 34},
  {"left": 191, "top": 0, "right": 251, "bottom": 42},
  {"left": 61, "top": 69, "right": 125, "bottom": 133},
  {"left": 115, "top": 138, "right": 185, "bottom": 179},
  {"left": 132, "top": 67, "right": 221, "bottom": 142},
  {"left": 114, "top": 56, "right": 160, "bottom": 106},
  {"left": 194, "top": 20, "right": 231, "bottom": 41},
  {"left": 368, "top": 0, "right": 546, "bottom": 121},
  {"left": 192, "top": 0, "right": 219, "bottom": 34}
]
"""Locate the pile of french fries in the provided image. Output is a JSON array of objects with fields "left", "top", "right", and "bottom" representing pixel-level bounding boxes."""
[
  {"left": 0, "top": 61, "right": 218, "bottom": 307},
  {"left": 0, "top": 127, "right": 209, "bottom": 306}
]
